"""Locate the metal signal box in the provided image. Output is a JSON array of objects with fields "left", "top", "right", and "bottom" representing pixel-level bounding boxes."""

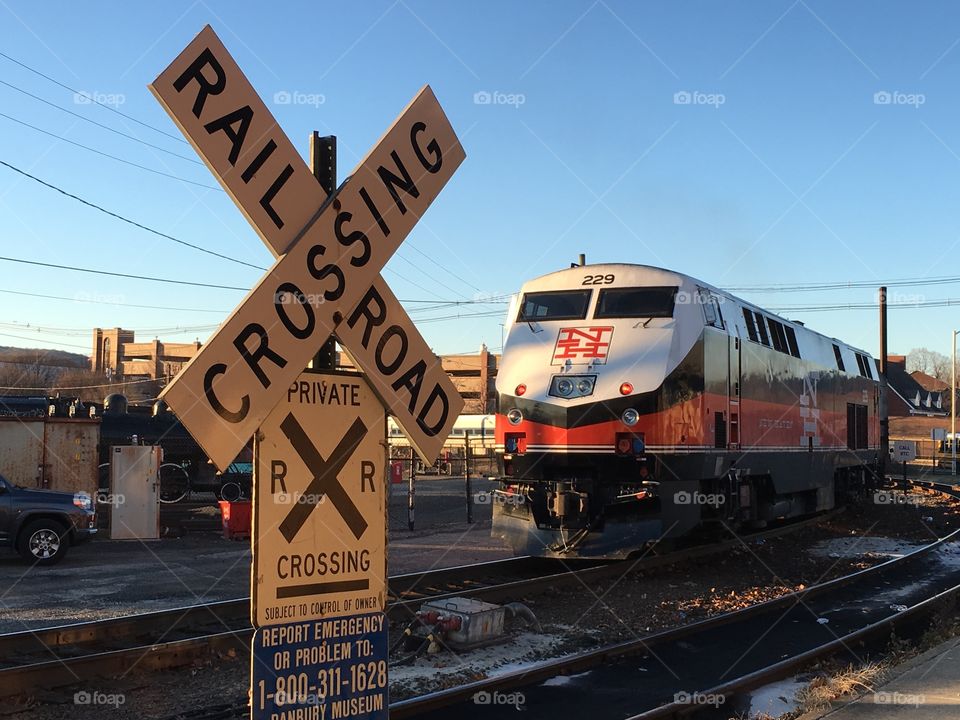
[{"left": 420, "top": 597, "right": 506, "bottom": 648}]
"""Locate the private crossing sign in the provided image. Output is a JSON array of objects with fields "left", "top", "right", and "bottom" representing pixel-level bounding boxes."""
[
  {"left": 252, "top": 371, "right": 386, "bottom": 627},
  {"left": 150, "top": 25, "right": 464, "bottom": 472}
]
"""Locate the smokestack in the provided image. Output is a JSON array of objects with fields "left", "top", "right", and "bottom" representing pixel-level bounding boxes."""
[
  {"left": 578, "top": 253, "right": 586, "bottom": 266},
  {"left": 879, "top": 286, "right": 888, "bottom": 375}
]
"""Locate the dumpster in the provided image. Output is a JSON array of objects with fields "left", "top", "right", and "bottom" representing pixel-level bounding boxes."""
[{"left": 219, "top": 499, "right": 251, "bottom": 540}]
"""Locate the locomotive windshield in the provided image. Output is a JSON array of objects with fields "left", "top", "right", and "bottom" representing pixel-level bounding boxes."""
[
  {"left": 594, "top": 286, "right": 677, "bottom": 318},
  {"left": 517, "top": 290, "right": 591, "bottom": 321}
]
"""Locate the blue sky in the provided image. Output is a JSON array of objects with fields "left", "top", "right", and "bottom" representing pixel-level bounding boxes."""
[{"left": 2, "top": 1, "right": 960, "bottom": 361}]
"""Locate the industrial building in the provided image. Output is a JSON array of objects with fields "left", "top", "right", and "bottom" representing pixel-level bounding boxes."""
[{"left": 92, "top": 328, "right": 499, "bottom": 413}]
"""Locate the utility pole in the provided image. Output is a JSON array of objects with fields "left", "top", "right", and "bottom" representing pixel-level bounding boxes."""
[
  {"left": 879, "top": 287, "right": 889, "bottom": 479},
  {"left": 408, "top": 454, "right": 416, "bottom": 532},
  {"left": 953, "top": 329, "right": 957, "bottom": 476},
  {"left": 465, "top": 430, "right": 473, "bottom": 524},
  {"left": 309, "top": 132, "right": 338, "bottom": 371}
]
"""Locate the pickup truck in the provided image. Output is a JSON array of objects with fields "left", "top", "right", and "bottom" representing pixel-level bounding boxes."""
[{"left": 0, "top": 474, "right": 97, "bottom": 564}]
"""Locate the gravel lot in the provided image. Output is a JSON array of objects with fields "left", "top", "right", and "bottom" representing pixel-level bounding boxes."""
[{"left": 0, "top": 477, "right": 503, "bottom": 632}]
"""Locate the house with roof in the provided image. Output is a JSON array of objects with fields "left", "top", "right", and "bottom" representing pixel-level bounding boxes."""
[{"left": 885, "top": 355, "right": 948, "bottom": 417}]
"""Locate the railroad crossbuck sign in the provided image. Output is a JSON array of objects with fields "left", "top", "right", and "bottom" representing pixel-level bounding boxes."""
[
  {"left": 149, "top": 25, "right": 465, "bottom": 471},
  {"left": 252, "top": 371, "right": 386, "bottom": 626}
]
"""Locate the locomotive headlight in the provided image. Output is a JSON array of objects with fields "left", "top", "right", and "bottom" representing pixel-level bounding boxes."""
[
  {"left": 549, "top": 374, "right": 597, "bottom": 399},
  {"left": 506, "top": 409, "right": 523, "bottom": 425},
  {"left": 622, "top": 408, "right": 640, "bottom": 426}
]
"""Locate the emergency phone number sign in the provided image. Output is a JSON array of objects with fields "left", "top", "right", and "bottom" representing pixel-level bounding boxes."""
[{"left": 252, "top": 613, "right": 388, "bottom": 720}]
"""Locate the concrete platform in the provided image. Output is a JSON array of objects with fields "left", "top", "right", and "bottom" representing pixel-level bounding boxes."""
[{"left": 813, "top": 638, "right": 960, "bottom": 718}]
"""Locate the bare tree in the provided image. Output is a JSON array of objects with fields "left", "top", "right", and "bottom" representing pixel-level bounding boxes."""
[
  {"left": 0, "top": 363, "right": 58, "bottom": 396},
  {"left": 906, "top": 347, "right": 953, "bottom": 380}
]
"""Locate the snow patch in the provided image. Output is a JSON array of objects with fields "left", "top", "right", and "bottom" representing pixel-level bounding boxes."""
[
  {"left": 748, "top": 675, "right": 805, "bottom": 717},
  {"left": 390, "top": 631, "right": 573, "bottom": 696},
  {"left": 809, "top": 537, "right": 927, "bottom": 560}
]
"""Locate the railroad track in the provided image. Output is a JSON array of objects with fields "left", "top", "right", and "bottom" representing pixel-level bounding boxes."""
[
  {"left": 395, "top": 479, "right": 960, "bottom": 719},
  {"left": 0, "top": 513, "right": 831, "bottom": 701}
]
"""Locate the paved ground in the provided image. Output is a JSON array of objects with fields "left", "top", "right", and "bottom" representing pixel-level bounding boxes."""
[
  {"left": 810, "top": 639, "right": 960, "bottom": 718},
  {"left": 0, "top": 476, "right": 509, "bottom": 632}
]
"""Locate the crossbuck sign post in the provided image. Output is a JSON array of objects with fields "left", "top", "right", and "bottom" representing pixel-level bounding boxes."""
[{"left": 150, "top": 25, "right": 465, "bottom": 719}]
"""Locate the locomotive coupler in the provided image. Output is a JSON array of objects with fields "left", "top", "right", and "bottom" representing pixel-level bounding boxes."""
[{"left": 547, "top": 482, "right": 588, "bottom": 521}]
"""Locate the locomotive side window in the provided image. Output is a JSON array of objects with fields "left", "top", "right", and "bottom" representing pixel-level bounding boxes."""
[
  {"left": 833, "top": 344, "right": 845, "bottom": 371},
  {"left": 698, "top": 288, "right": 724, "bottom": 329},
  {"left": 855, "top": 352, "right": 866, "bottom": 377},
  {"left": 742, "top": 308, "right": 758, "bottom": 342},
  {"left": 518, "top": 290, "right": 591, "bottom": 321},
  {"left": 754, "top": 311, "right": 770, "bottom": 346},
  {"left": 594, "top": 286, "right": 677, "bottom": 319},
  {"left": 784, "top": 326, "right": 801, "bottom": 358},
  {"left": 767, "top": 318, "right": 786, "bottom": 352}
]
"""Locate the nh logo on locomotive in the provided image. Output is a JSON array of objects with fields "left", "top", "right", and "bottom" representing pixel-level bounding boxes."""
[{"left": 552, "top": 326, "right": 614, "bottom": 364}]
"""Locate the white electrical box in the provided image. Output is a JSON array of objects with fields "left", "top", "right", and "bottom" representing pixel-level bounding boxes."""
[{"left": 109, "top": 445, "right": 161, "bottom": 539}]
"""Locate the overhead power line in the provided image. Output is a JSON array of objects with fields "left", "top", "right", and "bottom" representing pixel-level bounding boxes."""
[
  {"left": 0, "top": 286, "right": 507, "bottom": 314},
  {"left": 0, "top": 50, "right": 188, "bottom": 145},
  {"left": 0, "top": 288, "right": 230, "bottom": 314},
  {"left": 0, "top": 52, "right": 504, "bottom": 307},
  {"left": 0, "top": 377, "right": 160, "bottom": 391},
  {"left": 0, "top": 160, "right": 264, "bottom": 271},
  {"left": 0, "top": 256, "right": 249, "bottom": 291},
  {"left": 0, "top": 111, "right": 221, "bottom": 191},
  {"left": 773, "top": 298, "right": 960, "bottom": 313},
  {"left": 0, "top": 331, "right": 90, "bottom": 350},
  {"left": 729, "top": 274, "right": 960, "bottom": 293},
  {"left": 417, "top": 309, "right": 506, "bottom": 323},
  {"left": 0, "top": 321, "right": 218, "bottom": 337},
  {"left": 0, "top": 79, "right": 202, "bottom": 164}
]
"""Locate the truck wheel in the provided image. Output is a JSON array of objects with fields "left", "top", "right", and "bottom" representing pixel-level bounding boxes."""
[{"left": 18, "top": 520, "right": 70, "bottom": 565}]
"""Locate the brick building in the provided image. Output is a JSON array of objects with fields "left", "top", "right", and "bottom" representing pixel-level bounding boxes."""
[
  {"left": 885, "top": 354, "right": 948, "bottom": 417},
  {"left": 92, "top": 328, "right": 499, "bottom": 412},
  {"left": 339, "top": 344, "right": 500, "bottom": 414},
  {"left": 91, "top": 328, "right": 201, "bottom": 382}
]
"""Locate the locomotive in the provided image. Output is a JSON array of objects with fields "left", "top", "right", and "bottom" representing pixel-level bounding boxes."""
[{"left": 493, "top": 263, "right": 881, "bottom": 559}]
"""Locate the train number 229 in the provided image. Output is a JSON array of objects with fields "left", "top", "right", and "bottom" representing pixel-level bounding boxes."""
[{"left": 582, "top": 274, "right": 615, "bottom": 285}]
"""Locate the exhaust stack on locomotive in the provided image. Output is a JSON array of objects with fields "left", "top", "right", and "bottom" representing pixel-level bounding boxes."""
[{"left": 493, "top": 263, "right": 880, "bottom": 559}]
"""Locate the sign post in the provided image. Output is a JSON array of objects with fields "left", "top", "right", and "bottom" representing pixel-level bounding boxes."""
[
  {"left": 149, "top": 24, "right": 466, "bottom": 720},
  {"left": 892, "top": 440, "right": 916, "bottom": 492}
]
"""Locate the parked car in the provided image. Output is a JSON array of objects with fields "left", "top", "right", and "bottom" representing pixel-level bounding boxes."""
[{"left": 0, "top": 474, "right": 97, "bottom": 564}]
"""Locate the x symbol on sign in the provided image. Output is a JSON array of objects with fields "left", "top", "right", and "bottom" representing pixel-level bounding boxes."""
[{"left": 279, "top": 413, "right": 368, "bottom": 543}]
